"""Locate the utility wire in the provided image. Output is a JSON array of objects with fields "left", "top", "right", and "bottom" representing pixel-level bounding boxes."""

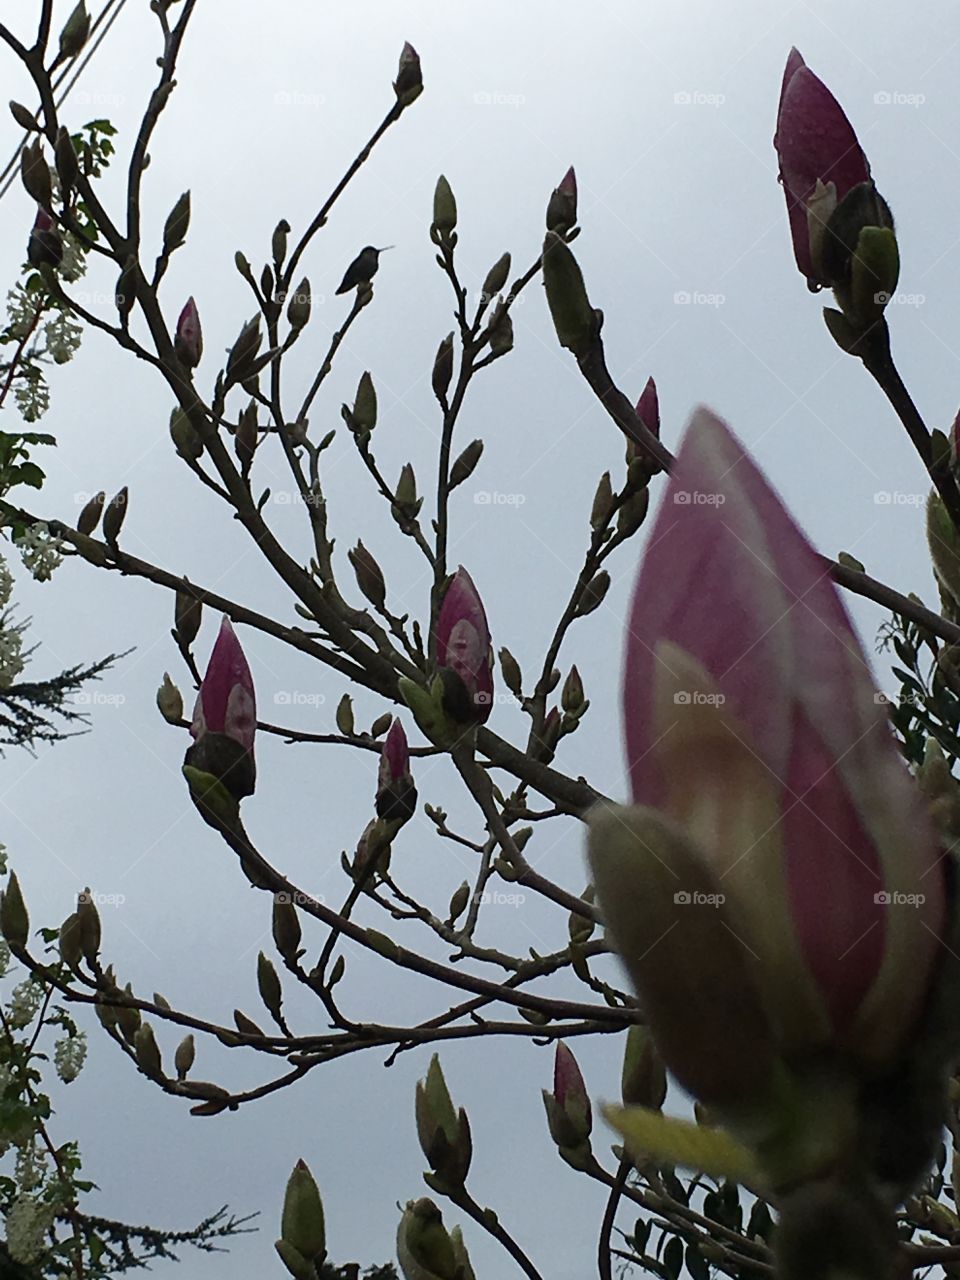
[{"left": 0, "top": 0, "right": 129, "bottom": 203}]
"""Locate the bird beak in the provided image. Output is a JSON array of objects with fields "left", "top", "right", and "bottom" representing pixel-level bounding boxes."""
[{"left": 378, "top": 245, "right": 396, "bottom": 252}]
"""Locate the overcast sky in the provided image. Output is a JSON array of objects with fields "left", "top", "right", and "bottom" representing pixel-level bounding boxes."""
[{"left": 1, "top": 1, "right": 959, "bottom": 1276}]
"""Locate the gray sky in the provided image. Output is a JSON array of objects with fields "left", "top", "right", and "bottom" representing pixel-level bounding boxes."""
[{"left": 1, "top": 1, "right": 958, "bottom": 1276}]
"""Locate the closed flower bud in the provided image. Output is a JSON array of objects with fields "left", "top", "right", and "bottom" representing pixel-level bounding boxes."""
[
  {"left": 163, "top": 191, "right": 191, "bottom": 255},
  {"left": 546, "top": 165, "right": 578, "bottom": 234},
  {"left": 448, "top": 881, "right": 470, "bottom": 924},
  {"left": 174, "top": 588, "right": 203, "bottom": 646},
  {"left": 76, "top": 490, "right": 105, "bottom": 536},
  {"left": 432, "top": 175, "right": 457, "bottom": 234},
  {"left": 498, "top": 647, "right": 522, "bottom": 697},
  {"left": 395, "top": 463, "right": 420, "bottom": 515},
  {"left": 134, "top": 1022, "right": 162, "bottom": 1079},
  {"left": 174, "top": 297, "right": 203, "bottom": 368},
  {"left": 376, "top": 719, "right": 417, "bottom": 824},
  {"left": 76, "top": 887, "right": 100, "bottom": 965},
  {"left": 9, "top": 101, "right": 37, "bottom": 132},
  {"left": 257, "top": 951, "right": 282, "bottom": 1021},
  {"left": 335, "top": 694, "right": 355, "bottom": 736},
  {"left": 415, "top": 1054, "right": 472, "bottom": 1187},
  {"left": 543, "top": 1041, "right": 593, "bottom": 1161},
  {"left": 226, "top": 317, "right": 262, "bottom": 385},
  {"left": 20, "top": 140, "right": 52, "bottom": 209},
  {"left": 482, "top": 252, "right": 511, "bottom": 299},
  {"left": 575, "top": 570, "right": 609, "bottom": 618},
  {"left": 272, "top": 219, "right": 290, "bottom": 268},
  {"left": 621, "top": 1024, "right": 668, "bottom": 1109},
  {"left": 396, "top": 1199, "right": 459, "bottom": 1280},
  {"left": 27, "top": 207, "right": 62, "bottom": 270},
  {"left": 348, "top": 540, "right": 386, "bottom": 609},
  {"left": 449, "top": 439, "right": 483, "bottom": 490},
  {"left": 58, "top": 2, "right": 91, "bottom": 60},
  {"left": 186, "top": 616, "right": 257, "bottom": 801},
  {"left": 169, "top": 407, "right": 203, "bottom": 461},
  {"left": 286, "top": 277, "right": 311, "bottom": 330},
  {"left": 155, "top": 673, "right": 183, "bottom": 725},
  {"left": 590, "top": 472, "right": 615, "bottom": 530},
  {"left": 236, "top": 400, "right": 258, "bottom": 471},
  {"left": 280, "top": 1159, "right": 326, "bottom": 1268},
  {"left": 393, "top": 41, "right": 423, "bottom": 107},
  {"left": 636, "top": 376, "right": 660, "bottom": 439},
  {"left": 175, "top": 1033, "right": 195, "bottom": 1080},
  {"left": 102, "top": 487, "right": 128, "bottom": 545},
  {"left": 488, "top": 307, "right": 514, "bottom": 357},
  {"left": 434, "top": 567, "right": 494, "bottom": 724},
  {"left": 561, "top": 665, "right": 585, "bottom": 714},
  {"left": 542, "top": 231, "right": 599, "bottom": 357},
  {"left": 272, "top": 894, "right": 302, "bottom": 962},
  {"left": 432, "top": 332, "right": 454, "bottom": 404},
  {"left": 352, "top": 371, "right": 377, "bottom": 432}
]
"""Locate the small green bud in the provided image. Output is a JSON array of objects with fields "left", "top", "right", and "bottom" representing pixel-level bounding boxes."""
[
  {"left": 575, "top": 570, "right": 610, "bottom": 618},
  {"left": 174, "top": 588, "right": 202, "bottom": 646},
  {"left": 170, "top": 406, "right": 203, "bottom": 461},
  {"left": 157, "top": 673, "right": 184, "bottom": 724},
  {"left": 336, "top": 695, "right": 355, "bottom": 736},
  {"left": 1, "top": 873, "right": 29, "bottom": 948},
  {"left": 432, "top": 332, "right": 455, "bottom": 404},
  {"left": 432, "top": 175, "right": 457, "bottom": 234},
  {"left": 9, "top": 101, "right": 37, "bottom": 132},
  {"left": 449, "top": 439, "right": 483, "bottom": 490},
  {"left": 58, "top": 912, "right": 82, "bottom": 968},
  {"left": 272, "top": 219, "right": 290, "bottom": 268},
  {"left": 236, "top": 400, "right": 258, "bottom": 471},
  {"left": 348, "top": 540, "right": 386, "bottom": 609},
  {"left": 272, "top": 894, "right": 302, "bottom": 963},
  {"left": 498, "top": 647, "right": 522, "bottom": 697},
  {"left": 134, "top": 1023, "right": 163, "bottom": 1079},
  {"left": 621, "top": 1024, "right": 668, "bottom": 1109},
  {"left": 257, "top": 951, "right": 283, "bottom": 1021},
  {"left": 76, "top": 490, "right": 105, "bottom": 536},
  {"left": 280, "top": 1161, "right": 326, "bottom": 1265},
  {"left": 76, "top": 887, "right": 101, "bottom": 965},
  {"left": 226, "top": 317, "right": 262, "bottom": 384},
  {"left": 286, "top": 277, "right": 311, "bottom": 331},
  {"left": 58, "top": 2, "right": 91, "bottom": 60},
  {"left": 102, "top": 487, "right": 128, "bottom": 545},
  {"left": 542, "top": 231, "right": 599, "bottom": 357},
  {"left": 20, "top": 140, "right": 52, "bottom": 209},
  {"left": 174, "top": 1033, "right": 195, "bottom": 1080},
  {"left": 448, "top": 881, "right": 470, "bottom": 923},
  {"left": 482, "top": 252, "right": 511, "bottom": 299},
  {"left": 370, "top": 712, "right": 392, "bottom": 737},
  {"left": 162, "top": 191, "right": 191, "bottom": 255},
  {"left": 590, "top": 472, "right": 614, "bottom": 530},
  {"left": 353, "top": 371, "right": 377, "bottom": 432}
]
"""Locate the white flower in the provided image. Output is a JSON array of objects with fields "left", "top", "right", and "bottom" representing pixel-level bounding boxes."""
[
  {"left": 14, "top": 522, "right": 63, "bottom": 582},
  {"left": 0, "top": 619, "right": 26, "bottom": 689},
  {"left": 0, "top": 556, "right": 14, "bottom": 609},
  {"left": 54, "top": 1031, "right": 86, "bottom": 1084},
  {"left": 8, "top": 978, "right": 44, "bottom": 1029},
  {"left": 5, "top": 1193, "right": 54, "bottom": 1263}
]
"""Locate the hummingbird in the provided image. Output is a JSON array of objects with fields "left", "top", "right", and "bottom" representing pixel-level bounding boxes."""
[{"left": 335, "top": 245, "right": 394, "bottom": 295}]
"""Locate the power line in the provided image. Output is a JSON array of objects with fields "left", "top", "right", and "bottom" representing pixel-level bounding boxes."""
[{"left": 0, "top": 0, "right": 129, "bottom": 203}]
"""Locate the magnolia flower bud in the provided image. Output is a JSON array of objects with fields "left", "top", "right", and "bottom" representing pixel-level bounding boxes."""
[
  {"left": 621, "top": 1024, "right": 668, "bottom": 1110},
  {"left": 0, "top": 873, "right": 28, "bottom": 948},
  {"left": 76, "top": 490, "right": 105, "bottom": 536},
  {"left": 546, "top": 166, "right": 578, "bottom": 234},
  {"left": 185, "top": 616, "right": 256, "bottom": 801},
  {"left": 542, "top": 231, "right": 598, "bottom": 357},
  {"left": 434, "top": 567, "right": 494, "bottom": 725},
  {"left": 278, "top": 1159, "right": 326, "bottom": 1272},
  {"left": 415, "top": 1055, "right": 472, "bottom": 1187},
  {"left": 482, "top": 252, "right": 511, "bottom": 299},
  {"left": 393, "top": 42, "right": 423, "bottom": 107},
  {"left": 432, "top": 175, "right": 457, "bottom": 235},
  {"left": 58, "top": 2, "right": 91, "bottom": 60},
  {"left": 376, "top": 719, "right": 417, "bottom": 825},
  {"left": 348, "top": 540, "right": 386, "bottom": 610},
  {"left": 174, "top": 297, "right": 203, "bottom": 368},
  {"left": 432, "top": 332, "right": 454, "bottom": 404},
  {"left": 162, "top": 191, "right": 191, "bottom": 255}
]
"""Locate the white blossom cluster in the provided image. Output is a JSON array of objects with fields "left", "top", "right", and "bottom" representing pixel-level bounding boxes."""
[
  {"left": 42, "top": 307, "right": 83, "bottom": 365},
  {"left": 5, "top": 1192, "right": 54, "bottom": 1263},
  {"left": 14, "top": 375, "right": 49, "bottom": 424},
  {"left": 53, "top": 1031, "right": 87, "bottom": 1084},
  {"left": 8, "top": 978, "right": 44, "bottom": 1029},
  {"left": 14, "top": 522, "right": 64, "bottom": 582}
]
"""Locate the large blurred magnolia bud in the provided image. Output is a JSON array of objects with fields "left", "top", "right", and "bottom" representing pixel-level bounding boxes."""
[
  {"left": 184, "top": 616, "right": 256, "bottom": 800},
  {"left": 27, "top": 207, "right": 62, "bottom": 269},
  {"left": 433, "top": 567, "right": 494, "bottom": 725},
  {"left": 396, "top": 1199, "right": 471, "bottom": 1280}
]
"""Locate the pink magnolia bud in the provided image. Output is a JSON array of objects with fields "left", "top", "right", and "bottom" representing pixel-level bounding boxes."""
[
  {"left": 615, "top": 406, "right": 944, "bottom": 1073},
  {"left": 376, "top": 718, "right": 417, "bottom": 824},
  {"left": 546, "top": 166, "right": 578, "bottom": 234},
  {"left": 174, "top": 296, "right": 203, "bottom": 368},
  {"left": 543, "top": 1041, "right": 592, "bottom": 1153},
  {"left": 434, "top": 567, "right": 494, "bottom": 724},
  {"left": 774, "top": 49, "right": 871, "bottom": 287},
  {"left": 635, "top": 375, "right": 659, "bottom": 439},
  {"left": 27, "top": 206, "right": 62, "bottom": 270},
  {"left": 187, "top": 616, "right": 256, "bottom": 799}
]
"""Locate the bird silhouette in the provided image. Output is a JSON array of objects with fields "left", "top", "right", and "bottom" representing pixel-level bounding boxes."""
[{"left": 335, "top": 245, "right": 393, "bottom": 295}]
